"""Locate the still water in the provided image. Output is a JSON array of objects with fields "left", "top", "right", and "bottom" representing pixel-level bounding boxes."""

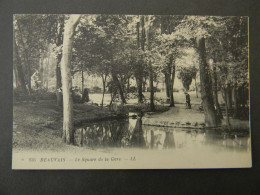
[{"left": 74, "top": 115, "right": 251, "bottom": 153}]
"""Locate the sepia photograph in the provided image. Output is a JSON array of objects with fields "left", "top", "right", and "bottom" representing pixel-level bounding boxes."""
[{"left": 12, "top": 14, "right": 251, "bottom": 169}]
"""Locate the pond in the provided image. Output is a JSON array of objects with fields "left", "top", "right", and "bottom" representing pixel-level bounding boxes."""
[{"left": 74, "top": 114, "right": 251, "bottom": 153}]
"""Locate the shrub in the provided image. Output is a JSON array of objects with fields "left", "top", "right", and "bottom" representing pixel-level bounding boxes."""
[
  {"left": 72, "top": 87, "right": 82, "bottom": 103},
  {"left": 147, "top": 87, "right": 161, "bottom": 92},
  {"left": 13, "top": 88, "right": 27, "bottom": 103},
  {"left": 92, "top": 86, "right": 102, "bottom": 93},
  {"left": 14, "top": 88, "right": 56, "bottom": 103},
  {"left": 129, "top": 86, "right": 137, "bottom": 93}
]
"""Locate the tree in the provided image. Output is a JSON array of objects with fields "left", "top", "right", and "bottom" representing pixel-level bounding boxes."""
[
  {"left": 55, "top": 17, "right": 65, "bottom": 106},
  {"left": 135, "top": 16, "right": 145, "bottom": 103},
  {"left": 177, "top": 66, "right": 197, "bottom": 91},
  {"left": 14, "top": 15, "right": 59, "bottom": 92},
  {"left": 72, "top": 15, "right": 99, "bottom": 102},
  {"left": 225, "top": 17, "right": 248, "bottom": 119},
  {"left": 60, "top": 14, "right": 81, "bottom": 144},
  {"left": 210, "top": 59, "right": 223, "bottom": 120},
  {"left": 174, "top": 16, "right": 234, "bottom": 127},
  {"left": 156, "top": 15, "right": 184, "bottom": 107},
  {"left": 93, "top": 15, "right": 131, "bottom": 104},
  {"left": 145, "top": 16, "right": 155, "bottom": 111},
  {"left": 13, "top": 30, "right": 27, "bottom": 94},
  {"left": 206, "top": 16, "right": 248, "bottom": 121},
  {"left": 196, "top": 36, "right": 218, "bottom": 127}
]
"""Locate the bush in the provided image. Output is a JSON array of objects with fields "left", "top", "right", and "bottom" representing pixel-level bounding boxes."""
[
  {"left": 14, "top": 88, "right": 56, "bottom": 103},
  {"left": 72, "top": 87, "right": 82, "bottom": 103},
  {"left": 147, "top": 87, "right": 161, "bottom": 92},
  {"left": 129, "top": 86, "right": 137, "bottom": 93},
  {"left": 13, "top": 88, "right": 28, "bottom": 103},
  {"left": 37, "top": 89, "right": 56, "bottom": 100},
  {"left": 92, "top": 86, "right": 101, "bottom": 93}
]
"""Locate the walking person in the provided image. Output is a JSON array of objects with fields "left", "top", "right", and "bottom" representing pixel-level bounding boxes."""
[{"left": 185, "top": 92, "right": 191, "bottom": 109}]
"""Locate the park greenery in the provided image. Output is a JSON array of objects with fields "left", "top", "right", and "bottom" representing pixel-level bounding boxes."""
[{"left": 13, "top": 14, "right": 249, "bottom": 145}]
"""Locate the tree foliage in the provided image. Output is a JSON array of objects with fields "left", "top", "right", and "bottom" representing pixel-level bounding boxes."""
[
  {"left": 13, "top": 14, "right": 249, "bottom": 131},
  {"left": 177, "top": 66, "right": 197, "bottom": 91}
]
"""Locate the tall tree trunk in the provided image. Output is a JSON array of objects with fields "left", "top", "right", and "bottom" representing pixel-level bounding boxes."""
[
  {"left": 127, "top": 77, "right": 130, "bottom": 93},
  {"left": 39, "top": 52, "right": 44, "bottom": 88},
  {"left": 136, "top": 18, "right": 143, "bottom": 103},
  {"left": 138, "top": 16, "right": 146, "bottom": 103},
  {"left": 56, "top": 60, "right": 62, "bottom": 106},
  {"left": 142, "top": 78, "right": 146, "bottom": 92},
  {"left": 56, "top": 20, "right": 64, "bottom": 106},
  {"left": 136, "top": 21, "right": 140, "bottom": 49},
  {"left": 169, "top": 58, "right": 175, "bottom": 107},
  {"left": 212, "top": 59, "right": 223, "bottom": 120},
  {"left": 197, "top": 36, "right": 218, "bottom": 127},
  {"left": 161, "top": 18, "right": 169, "bottom": 101},
  {"left": 194, "top": 77, "right": 198, "bottom": 98},
  {"left": 113, "top": 74, "right": 126, "bottom": 104},
  {"left": 81, "top": 67, "right": 84, "bottom": 99},
  {"left": 164, "top": 72, "right": 170, "bottom": 100},
  {"left": 149, "top": 67, "right": 155, "bottom": 111},
  {"left": 233, "top": 81, "right": 239, "bottom": 119},
  {"left": 109, "top": 88, "right": 118, "bottom": 107},
  {"left": 146, "top": 16, "right": 155, "bottom": 111},
  {"left": 13, "top": 35, "right": 27, "bottom": 93},
  {"left": 27, "top": 60, "right": 31, "bottom": 92},
  {"left": 137, "top": 73, "right": 143, "bottom": 103},
  {"left": 60, "top": 15, "right": 81, "bottom": 144},
  {"left": 222, "top": 88, "right": 231, "bottom": 130},
  {"left": 45, "top": 48, "right": 50, "bottom": 89},
  {"left": 101, "top": 74, "right": 107, "bottom": 107},
  {"left": 141, "top": 16, "right": 145, "bottom": 51},
  {"left": 226, "top": 84, "right": 233, "bottom": 110},
  {"left": 161, "top": 17, "right": 174, "bottom": 104},
  {"left": 16, "top": 22, "right": 31, "bottom": 93}
]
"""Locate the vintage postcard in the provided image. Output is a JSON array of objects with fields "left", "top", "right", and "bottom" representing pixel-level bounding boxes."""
[{"left": 12, "top": 14, "right": 251, "bottom": 169}]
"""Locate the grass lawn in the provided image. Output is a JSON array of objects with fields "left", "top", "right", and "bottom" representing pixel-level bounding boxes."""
[{"left": 13, "top": 100, "right": 118, "bottom": 151}]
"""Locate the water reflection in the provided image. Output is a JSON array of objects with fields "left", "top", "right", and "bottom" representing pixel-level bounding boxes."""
[
  {"left": 74, "top": 116, "right": 250, "bottom": 152},
  {"left": 130, "top": 118, "right": 146, "bottom": 147},
  {"left": 163, "top": 131, "right": 175, "bottom": 149}
]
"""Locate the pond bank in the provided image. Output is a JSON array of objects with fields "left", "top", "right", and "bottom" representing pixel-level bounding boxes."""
[
  {"left": 13, "top": 100, "right": 127, "bottom": 151},
  {"left": 142, "top": 104, "right": 249, "bottom": 132},
  {"left": 13, "top": 100, "right": 249, "bottom": 152}
]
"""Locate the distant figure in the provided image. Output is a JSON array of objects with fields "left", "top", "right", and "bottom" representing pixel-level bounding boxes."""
[
  {"left": 185, "top": 92, "right": 191, "bottom": 109},
  {"left": 199, "top": 101, "right": 203, "bottom": 112},
  {"left": 81, "top": 88, "right": 89, "bottom": 103}
]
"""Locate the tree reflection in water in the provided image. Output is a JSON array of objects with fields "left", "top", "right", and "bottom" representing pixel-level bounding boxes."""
[
  {"left": 74, "top": 117, "right": 250, "bottom": 152},
  {"left": 130, "top": 117, "right": 146, "bottom": 148},
  {"left": 163, "top": 131, "right": 175, "bottom": 149}
]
